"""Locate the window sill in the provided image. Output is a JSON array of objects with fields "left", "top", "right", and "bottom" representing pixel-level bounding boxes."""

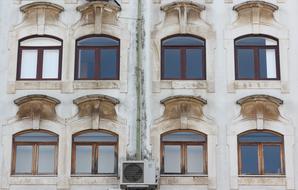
[
  {"left": 73, "top": 80, "right": 120, "bottom": 89},
  {"left": 153, "top": 80, "right": 211, "bottom": 92},
  {"left": 159, "top": 175, "right": 208, "bottom": 185},
  {"left": 9, "top": 176, "right": 57, "bottom": 185},
  {"left": 232, "top": 80, "right": 283, "bottom": 90},
  {"left": 70, "top": 175, "right": 118, "bottom": 185},
  {"left": 238, "top": 175, "right": 286, "bottom": 186}
]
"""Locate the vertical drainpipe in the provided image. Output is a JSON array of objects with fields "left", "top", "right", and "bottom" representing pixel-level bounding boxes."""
[{"left": 136, "top": 0, "right": 143, "bottom": 160}]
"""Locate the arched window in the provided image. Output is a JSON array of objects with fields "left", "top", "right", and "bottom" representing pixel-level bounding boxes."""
[
  {"left": 238, "top": 130, "right": 284, "bottom": 175},
  {"left": 161, "top": 130, "right": 207, "bottom": 174},
  {"left": 235, "top": 35, "right": 280, "bottom": 80},
  {"left": 75, "top": 35, "right": 120, "bottom": 80},
  {"left": 17, "top": 35, "right": 62, "bottom": 80},
  {"left": 72, "top": 130, "right": 118, "bottom": 175},
  {"left": 161, "top": 35, "right": 206, "bottom": 80},
  {"left": 12, "top": 130, "right": 58, "bottom": 175}
]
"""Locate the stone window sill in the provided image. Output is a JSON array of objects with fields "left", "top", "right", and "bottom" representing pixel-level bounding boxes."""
[
  {"left": 229, "top": 80, "right": 288, "bottom": 93},
  {"left": 159, "top": 175, "right": 208, "bottom": 185},
  {"left": 153, "top": 80, "right": 214, "bottom": 92},
  {"left": 238, "top": 175, "right": 286, "bottom": 185}
]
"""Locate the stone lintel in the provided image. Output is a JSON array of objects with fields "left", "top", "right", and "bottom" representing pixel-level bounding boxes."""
[
  {"left": 160, "top": 1, "right": 205, "bottom": 13},
  {"left": 77, "top": 1, "right": 121, "bottom": 13},
  {"left": 20, "top": 2, "right": 64, "bottom": 13}
]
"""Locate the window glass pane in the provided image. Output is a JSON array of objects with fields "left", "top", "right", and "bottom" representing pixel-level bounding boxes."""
[
  {"left": 237, "top": 49, "right": 255, "bottom": 79},
  {"left": 78, "top": 49, "right": 95, "bottom": 79},
  {"left": 259, "top": 49, "right": 277, "bottom": 79},
  {"left": 74, "top": 131, "right": 117, "bottom": 142},
  {"left": 240, "top": 145, "right": 259, "bottom": 175},
  {"left": 78, "top": 37, "right": 119, "bottom": 46},
  {"left": 42, "top": 49, "right": 59, "bottom": 79},
  {"left": 186, "top": 48, "right": 203, "bottom": 79},
  {"left": 75, "top": 146, "right": 92, "bottom": 173},
  {"left": 20, "top": 49, "right": 38, "bottom": 79},
  {"left": 236, "top": 37, "right": 277, "bottom": 46},
  {"left": 162, "top": 131, "right": 206, "bottom": 142},
  {"left": 15, "top": 132, "right": 58, "bottom": 142},
  {"left": 163, "top": 36, "right": 204, "bottom": 46},
  {"left": 164, "top": 145, "right": 181, "bottom": 173},
  {"left": 163, "top": 49, "right": 181, "bottom": 79},
  {"left": 21, "top": 37, "right": 61, "bottom": 47},
  {"left": 38, "top": 145, "right": 55, "bottom": 174},
  {"left": 264, "top": 145, "right": 282, "bottom": 174},
  {"left": 98, "top": 146, "right": 115, "bottom": 173},
  {"left": 100, "top": 49, "right": 117, "bottom": 79},
  {"left": 15, "top": 146, "right": 32, "bottom": 174},
  {"left": 187, "top": 145, "right": 204, "bottom": 173},
  {"left": 239, "top": 132, "right": 282, "bottom": 143}
]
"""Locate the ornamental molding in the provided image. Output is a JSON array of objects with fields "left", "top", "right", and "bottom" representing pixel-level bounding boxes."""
[
  {"left": 19, "top": 2, "right": 64, "bottom": 26},
  {"left": 14, "top": 95, "right": 60, "bottom": 128},
  {"left": 160, "top": 95, "right": 207, "bottom": 121},
  {"left": 237, "top": 94, "right": 283, "bottom": 121},
  {"left": 232, "top": 1, "right": 279, "bottom": 25},
  {"left": 75, "top": 1, "right": 121, "bottom": 33}
]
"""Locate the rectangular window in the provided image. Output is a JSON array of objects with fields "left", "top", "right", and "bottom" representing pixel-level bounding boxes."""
[
  {"left": 187, "top": 145, "right": 204, "bottom": 173},
  {"left": 100, "top": 49, "right": 118, "bottom": 79},
  {"left": 237, "top": 49, "right": 255, "bottom": 79},
  {"left": 163, "top": 49, "right": 181, "bottom": 79},
  {"left": 15, "top": 145, "right": 33, "bottom": 174},
  {"left": 78, "top": 49, "right": 96, "bottom": 79},
  {"left": 259, "top": 49, "right": 277, "bottom": 79},
  {"left": 240, "top": 145, "right": 259, "bottom": 175},
  {"left": 263, "top": 145, "right": 282, "bottom": 174},
  {"left": 20, "top": 50, "right": 38, "bottom": 79},
  {"left": 164, "top": 145, "right": 181, "bottom": 173},
  {"left": 42, "top": 50, "right": 60, "bottom": 79},
  {"left": 38, "top": 145, "right": 56, "bottom": 174},
  {"left": 75, "top": 145, "right": 92, "bottom": 174},
  {"left": 186, "top": 48, "right": 203, "bottom": 79},
  {"left": 98, "top": 146, "right": 115, "bottom": 173}
]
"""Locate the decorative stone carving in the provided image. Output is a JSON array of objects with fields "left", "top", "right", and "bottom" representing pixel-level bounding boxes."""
[
  {"left": 160, "top": 1, "right": 206, "bottom": 33},
  {"left": 76, "top": 1, "right": 121, "bottom": 33},
  {"left": 160, "top": 96, "right": 207, "bottom": 120},
  {"left": 20, "top": 2, "right": 64, "bottom": 26},
  {"left": 237, "top": 95, "right": 283, "bottom": 121},
  {"left": 14, "top": 94, "right": 60, "bottom": 120},
  {"left": 73, "top": 95, "right": 119, "bottom": 120},
  {"left": 233, "top": 1, "right": 279, "bottom": 25}
]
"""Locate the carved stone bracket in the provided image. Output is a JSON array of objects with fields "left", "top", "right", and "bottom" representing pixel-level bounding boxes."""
[
  {"left": 20, "top": 2, "right": 64, "bottom": 28},
  {"left": 237, "top": 95, "right": 283, "bottom": 123},
  {"left": 160, "top": 95, "right": 207, "bottom": 121},
  {"left": 14, "top": 95, "right": 60, "bottom": 129},
  {"left": 160, "top": 1, "right": 205, "bottom": 33},
  {"left": 233, "top": 1, "right": 279, "bottom": 25},
  {"left": 76, "top": 1, "right": 121, "bottom": 33}
]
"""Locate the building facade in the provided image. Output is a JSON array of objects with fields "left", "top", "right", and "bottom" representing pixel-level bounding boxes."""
[{"left": 0, "top": 0, "right": 298, "bottom": 190}]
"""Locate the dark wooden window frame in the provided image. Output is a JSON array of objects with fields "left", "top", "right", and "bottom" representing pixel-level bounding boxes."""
[
  {"left": 238, "top": 130, "right": 285, "bottom": 175},
  {"left": 234, "top": 34, "right": 280, "bottom": 80},
  {"left": 17, "top": 35, "right": 63, "bottom": 80},
  {"left": 160, "top": 129, "right": 208, "bottom": 175},
  {"left": 11, "top": 130, "right": 59, "bottom": 175},
  {"left": 74, "top": 34, "right": 120, "bottom": 80},
  {"left": 161, "top": 34, "right": 206, "bottom": 80},
  {"left": 71, "top": 129, "right": 118, "bottom": 175}
]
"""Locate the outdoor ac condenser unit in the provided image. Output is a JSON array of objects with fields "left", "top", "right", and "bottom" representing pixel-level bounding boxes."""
[{"left": 120, "top": 160, "right": 157, "bottom": 189}]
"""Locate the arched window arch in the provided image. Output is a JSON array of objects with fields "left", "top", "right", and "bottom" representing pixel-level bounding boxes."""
[
  {"left": 75, "top": 35, "right": 120, "bottom": 80},
  {"left": 17, "top": 35, "right": 62, "bottom": 80},
  {"left": 161, "top": 130, "right": 207, "bottom": 174},
  {"left": 238, "top": 130, "right": 284, "bottom": 175},
  {"left": 235, "top": 34, "right": 280, "bottom": 80},
  {"left": 12, "top": 130, "right": 58, "bottom": 175},
  {"left": 161, "top": 34, "right": 206, "bottom": 80},
  {"left": 72, "top": 130, "right": 118, "bottom": 175}
]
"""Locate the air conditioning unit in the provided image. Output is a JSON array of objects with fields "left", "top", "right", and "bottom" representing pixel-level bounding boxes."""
[{"left": 120, "top": 160, "right": 157, "bottom": 189}]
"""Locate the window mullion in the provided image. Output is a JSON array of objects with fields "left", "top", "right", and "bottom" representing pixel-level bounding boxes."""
[
  {"left": 36, "top": 49, "right": 44, "bottom": 79},
  {"left": 259, "top": 144, "right": 263, "bottom": 175},
  {"left": 95, "top": 48, "right": 100, "bottom": 80},
  {"left": 254, "top": 47, "right": 259, "bottom": 79},
  {"left": 181, "top": 144, "right": 185, "bottom": 174},
  {"left": 33, "top": 144, "right": 38, "bottom": 175},
  {"left": 181, "top": 48, "right": 186, "bottom": 79}
]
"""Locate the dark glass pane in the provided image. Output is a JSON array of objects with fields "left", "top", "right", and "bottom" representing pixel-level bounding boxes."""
[
  {"left": 259, "top": 49, "right": 277, "bottom": 79},
  {"left": 74, "top": 131, "right": 117, "bottom": 142},
  {"left": 38, "top": 145, "right": 55, "bottom": 174},
  {"left": 78, "top": 49, "right": 95, "bottom": 79},
  {"left": 186, "top": 48, "right": 203, "bottom": 79},
  {"left": 75, "top": 146, "right": 92, "bottom": 173},
  {"left": 163, "top": 36, "right": 204, "bottom": 46},
  {"left": 264, "top": 145, "right": 282, "bottom": 174},
  {"left": 236, "top": 37, "right": 277, "bottom": 46},
  {"left": 187, "top": 145, "right": 204, "bottom": 173},
  {"left": 15, "top": 146, "right": 33, "bottom": 174},
  {"left": 164, "top": 145, "right": 181, "bottom": 173},
  {"left": 240, "top": 145, "right": 259, "bottom": 175},
  {"left": 98, "top": 146, "right": 116, "bottom": 173},
  {"left": 239, "top": 132, "right": 282, "bottom": 143},
  {"left": 237, "top": 49, "right": 255, "bottom": 79},
  {"left": 163, "top": 49, "right": 181, "bottom": 79},
  {"left": 100, "top": 49, "right": 117, "bottom": 79},
  {"left": 162, "top": 131, "right": 206, "bottom": 142},
  {"left": 78, "top": 37, "right": 119, "bottom": 46},
  {"left": 15, "top": 132, "right": 57, "bottom": 142}
]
